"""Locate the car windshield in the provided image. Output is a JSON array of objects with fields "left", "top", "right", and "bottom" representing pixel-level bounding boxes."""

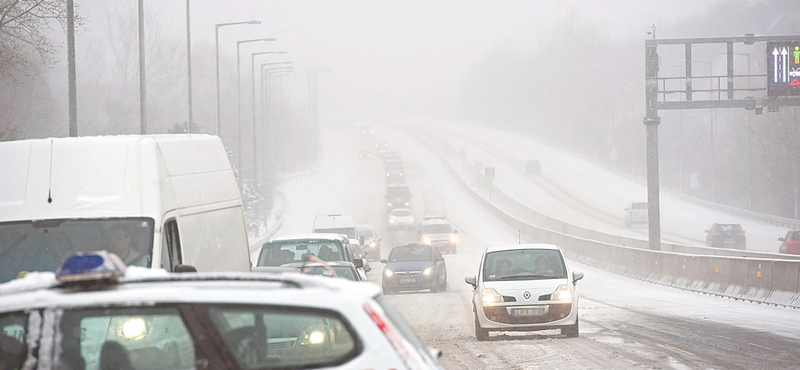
[
  {"left": 483, "top": 249, "right": 567, "bottom": 281},
  {"left": 391, "top": 210, "right": 412, "bottom": 217},
  {"left": 386, "top": 186, "right": 410, "bottom": 198},
  {"left": 0, "top": 218, "right": 155, "bottom": 283},
  {"left": 422, "top": 224, "right": 452, "bottom": 234},
  {"left": 314, "top": 227, "right": 356, "bottom": 239},
  {"left": 300, "top": 265, "right": 357, "bottom": 281},
  {"left": 385, "top": 161, "right": 403, "bottom": 171},
  {"left": 258, "top": 240, "right": 345, "bottom": 266},
  {"left": 388, "top": 245, "right": 431, "bottom": 262},
  {"left": 356, "top": 226, "right": 375, "bottom": 238}
]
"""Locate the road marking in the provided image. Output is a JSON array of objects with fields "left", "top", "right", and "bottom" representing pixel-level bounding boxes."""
[{"left": 749, "top": 342, "right": 778, "bottom": 352}]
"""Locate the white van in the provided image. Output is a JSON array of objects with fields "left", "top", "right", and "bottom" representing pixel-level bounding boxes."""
[
  {"left": 313, "top": 214, "right": 360, "bottom": 244},
  {"left": 0, "top": 135, "right": 251, "bottom": 282}
]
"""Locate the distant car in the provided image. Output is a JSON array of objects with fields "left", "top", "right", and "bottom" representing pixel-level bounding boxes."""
[
  {"left": 624, "top": 202, "right": 648, "bottom": 228},
  {"left": 0, "top": 251, "right": 443, "bottom": 369},
  {"left": 373, "top": 140, "right": 388, "bottom": 154},
  {"left": 388, "top": 208, "right": 415, "bottom": 229},
  {"left": 385, "top": 159, "right": 404, "bottom": 178},
  {"left": 705, "top": 223, "right": 746, "bottom": 249},
  {"left": 358, "top": 149, "right": 372, "bottom": 159},
  {"left": 524, "top": 160, "right": 541, "bottom": 175},
  {"left": 418, "top": 217, "right": 458, "bottom": 253},
  {"left": 282, "top": 261, "right": 367, "bottom": 282},
  {"left": 778, "top": 229, "right": 800, "bottom": 255},
  {"left": 382, "top": 149, "right": 401, "bottom": 164},
  {"left": 360, "top": 126, "right": 374, "bottom": 135},
  {"left": 465, "top": 244, "right": 584, "bottom": 341},
  {"left": 381, "top": 243, "right": 447, "bottom": 294},
  {"left": 356, "top": 224, "right": 382, "bottom": 261},
  {"left": 386, "top": 183, "right": 412, "bottom": 212}
]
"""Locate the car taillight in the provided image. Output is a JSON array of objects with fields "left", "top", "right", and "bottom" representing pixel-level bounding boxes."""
[
  {"left": 738, "top": 231, "right": 745, "bottom": 237},
  {"left": 713, "top": 232, "right": 720, "bottom": 236},
  {"left": 364, "top": 301, "right": 428, "bottom": 370}
]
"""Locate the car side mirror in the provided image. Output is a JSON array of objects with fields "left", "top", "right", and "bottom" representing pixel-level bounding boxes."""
[
  {"left": 427, "top": 346, "right": 443, "bottom": 359},
  {"left": 465, "top": 275, "right": 476, "bottom": 287},
  {"left": 572, "top": 271, "right": 584, "bottom": 284},
  {"left": 380, "top": 259, "right": 388, "bottom": 264},
  {"left": 174, "top": 264, "right": 197, "bottom": 273},
  {"left": 365, "top": 265, "right": 372, "bottom": 273},
  {"left": 353, "top": 259, "right": 364, "bottom": 268},
  {"left": 436, "top": 256, "right": 444, "bottom": 262},
  {"left": 779, "top": 237, "right": 785, "bottom": 241}
]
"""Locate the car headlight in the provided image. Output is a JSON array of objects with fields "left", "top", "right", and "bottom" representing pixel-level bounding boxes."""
[
  {"left": 384, "top": 269, "right": 394, "bottom": 277},
  {"left": 422, "top": 267, "right": 433, "bottom": 276},
  {"left": 390, "top": 219, "right": 395, "bottom": 224},
  {"left": 409, "top": 217, "right": 414, "bottom": 223},
  {"left": 404, "top": 202, "right": 410, "bottom": 206},
  {"left": 551, "top": 285, "right": 573, "bottom": 301},
  {"left": 449, "top": 235, "right": 458, "bottom": 244},
  {"left": 422, "top": 237, "right": 431, "bottom": 245},
  {"left": 387, "top": 202, "right": 392, "bottom": 207},
  {"left": 370, "top": 242, "right": 376, "bottom": 248},
  {"left": 481, "top": 288, "right": 503, "bottom": 304}
]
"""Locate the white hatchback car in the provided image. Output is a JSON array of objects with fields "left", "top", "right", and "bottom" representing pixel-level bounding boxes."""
[
  {"left": 388, "top": 208, "right": 415, "bottom": 229},
  {"left": 465, "top": 244, "right": 584, "bottom": 340},
  {"left": 0, "top": 251, "right": 443, "bottom": 370}
]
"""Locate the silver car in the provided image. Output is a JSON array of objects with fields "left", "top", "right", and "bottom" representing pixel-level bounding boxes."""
[{"left": 465, "top": 244, "right": 584, "bottom": 340}]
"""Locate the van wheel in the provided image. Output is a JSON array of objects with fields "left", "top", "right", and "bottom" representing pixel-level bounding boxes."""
[
  {"left": 475, "top": 317, "right": 489, "bottom": 341},
  {"left": 562, "top": 315, "right": 579, "bottom": 338}
]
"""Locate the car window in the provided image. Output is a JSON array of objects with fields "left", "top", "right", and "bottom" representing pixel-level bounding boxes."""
[
  {"left": 422, "top": 224, "right": 452, "bottom": 234},
  {"left": 314, "top": 227, "right": 357, "bottom": 239},
  {"left": 391, "top": 210, "right": 411, "bottom": 217},
  {"left": 0, "top": 218, "right": 155, "bottom": 283},
  {"left": 483, "top": 249, "right": 567, "bottom": 281},
  {"left": 386, "top": 186, "right": 410, "bottom": 198},
  {"left": 258, "top": 241, "right": 345, "bottom": 266},
  {"left": 207, "top": 306, "right": 360, "bottom": 369},
  {"left": 56, "top": 307, "right": 196, "bottom": 370},
  {"left": 301, "top": 266, "right": 357, "bottom": 281},
  {"left": 0, "top": 312, "right": 28, "bottom": 370},
  {"left": 388, "top": 245, "right": 431, "bottom": 262},
  {"left": 718, "top": 224, "right": 742, "bottom": 232},
  {"left": 792, "top": 231, "right": 800, "bottom": 241}
]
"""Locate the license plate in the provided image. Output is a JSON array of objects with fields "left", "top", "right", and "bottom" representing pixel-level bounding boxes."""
[
  {"left": 511, "top": 307, "right": 546, "bottom": 316},
  {"left": 399, "top": 278, "right": 416, "bottom": 284}
]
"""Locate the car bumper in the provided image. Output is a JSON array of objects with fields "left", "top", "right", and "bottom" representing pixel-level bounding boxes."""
[
  {"left": 383, "top": 274, "right": 435, "bottom": 291},
  {"left": 475, "top": 301, "right": 577, "bottom": 330},
  {"left": 389, "top": 221, "right": 414, "bottom": 229}
]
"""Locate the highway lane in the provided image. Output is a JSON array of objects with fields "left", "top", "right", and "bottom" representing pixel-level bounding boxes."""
[{"left": 270, "top": 123, "right": 800, "bottom": 369}]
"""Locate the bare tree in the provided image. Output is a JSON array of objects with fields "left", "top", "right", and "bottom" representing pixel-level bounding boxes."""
[{"left": 0, "top": 0, "right": 83, "bottom": 82}]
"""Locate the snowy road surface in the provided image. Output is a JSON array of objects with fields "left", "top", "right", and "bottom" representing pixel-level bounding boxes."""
[{"left": 269, "top": 123, "right": 800, "bottom": 369}]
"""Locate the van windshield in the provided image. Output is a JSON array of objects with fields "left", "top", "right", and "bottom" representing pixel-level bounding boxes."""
[
  {"left": 314, "top": 228, "right": 356, "bottom": 239},
  {"left": 0, "top": 218, "right": 155, "bottom": 283}
]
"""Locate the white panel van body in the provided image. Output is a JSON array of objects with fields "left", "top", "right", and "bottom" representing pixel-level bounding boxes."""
[{"left": 0, "top": 135, "right": 251, "bottom": 283}]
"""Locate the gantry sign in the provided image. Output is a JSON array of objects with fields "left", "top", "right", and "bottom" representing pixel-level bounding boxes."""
[{"left": 643, "top": 34, "right": 800, "bottom": 251}]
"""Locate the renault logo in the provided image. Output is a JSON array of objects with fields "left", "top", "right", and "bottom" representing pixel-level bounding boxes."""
[{"left": 523, "top": 291, "right": 531, "bottom": 300}]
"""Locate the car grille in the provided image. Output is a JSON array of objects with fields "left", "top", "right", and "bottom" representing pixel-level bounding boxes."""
[{"left": 483, "top": 303, "right": 572, "bottom": 324}]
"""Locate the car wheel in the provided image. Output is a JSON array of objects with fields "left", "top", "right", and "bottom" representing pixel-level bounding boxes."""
[
  {"left": 430, "top": 276, "right": 439, "bottom": 293},
  {"left": 475, "top": 316, "right": 489, "bottom": 341},
  {"left": 562, "top": 315, "right": 579, "bottom": 338},
  {"left": 382, "top": 285, "right": 392, "bottom": 295},
  {"left": 439, "top": 275, "right": 447, "bottom": 291}
]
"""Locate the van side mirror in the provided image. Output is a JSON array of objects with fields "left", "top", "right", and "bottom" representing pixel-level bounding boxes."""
[
  {"left": 175, "top": 264, "right": 197, "bottom": 273},
  {"left": 353, "top": 259, "right": 364, "bottom": 268},
  {"left": 464, "top": 275, "right": 476, "bottom": 287},
  {"left": 572, "top": 271, "right": 584, "bottom": 284}
]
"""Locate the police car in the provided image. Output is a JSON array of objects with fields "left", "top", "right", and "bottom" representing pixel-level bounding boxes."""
[{"left": 0, "top": 251, "right": 443, "bottom": 370}]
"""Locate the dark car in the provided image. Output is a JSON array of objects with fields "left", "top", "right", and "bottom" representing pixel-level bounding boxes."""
[
  {"left": 779, "top": 229, "right": 800, "bottom": 255},
  {"left": 281, "top": 261, "right": 366, "bottom": 282},
  {"left": 385, "top": 183, "right": 412, "bottom": 212},
  {"left": 381, "top": 243, "right": 447, "bottom": 295},
  {"left": 705, "top": 223, "right": 746, "bottom": 249},
  {"left": 384, "top": 159, "right": 404, "bottom": 178},
  {"left": 358, "top": 150, "right": 372, "bottom": 159},
  {"left": 357, "top": 224, "right": 382, "bottom": 261}
]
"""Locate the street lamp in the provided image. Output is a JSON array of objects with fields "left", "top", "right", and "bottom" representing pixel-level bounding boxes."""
[
  {"left": 251, "top": 60, "right": 291, "bottom": 200},
  {"left": 185, "top": 0, "right": 193, "bottom": 132},
  {"left": 235, "top": 43, "right": 279, "bottom": 183},
  {"left": 215, "top": 20, "right": 260, "bottom": 137}
]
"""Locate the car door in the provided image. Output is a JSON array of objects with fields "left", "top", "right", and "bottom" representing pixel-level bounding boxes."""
[{"left": 433, "top": 247, "right": 446, "bottom": 284}]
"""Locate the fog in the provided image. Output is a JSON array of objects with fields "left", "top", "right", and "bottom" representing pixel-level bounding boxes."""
[{"left": 2, "top": 0, "right": 799, "bottom": 217}]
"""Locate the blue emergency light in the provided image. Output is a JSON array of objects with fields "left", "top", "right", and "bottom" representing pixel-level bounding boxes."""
[{"left": 56, "top": 251, "right": 127, "bottom": 284}]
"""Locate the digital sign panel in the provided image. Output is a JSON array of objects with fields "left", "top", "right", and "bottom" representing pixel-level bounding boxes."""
[{"left": 767, "top": 41, "right": 800, "bottom": 97}]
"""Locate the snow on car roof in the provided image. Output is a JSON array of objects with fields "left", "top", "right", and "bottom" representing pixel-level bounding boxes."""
[
  {"left": 485, "top": 243, "right": 561, "bottom": 253},
  {"left": 0, "top": 269, "right": 380, "bottom": 314}
]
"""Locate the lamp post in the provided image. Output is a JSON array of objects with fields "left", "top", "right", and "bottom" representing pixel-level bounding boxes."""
[
  {"left": 235, "top": 44, "right": 279, "bottom": 183},
  {"left": 251, "top": 60, "right": 292, "bottom": 200},
  {"left": 138, "top": 0, "right": 146, "bottom": 134},
  {"left": 185, "top": 0, "right": 193, "bottom": 132},
  {"left": 214, "top": 20, "right": 260, "bottom": 137}
]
